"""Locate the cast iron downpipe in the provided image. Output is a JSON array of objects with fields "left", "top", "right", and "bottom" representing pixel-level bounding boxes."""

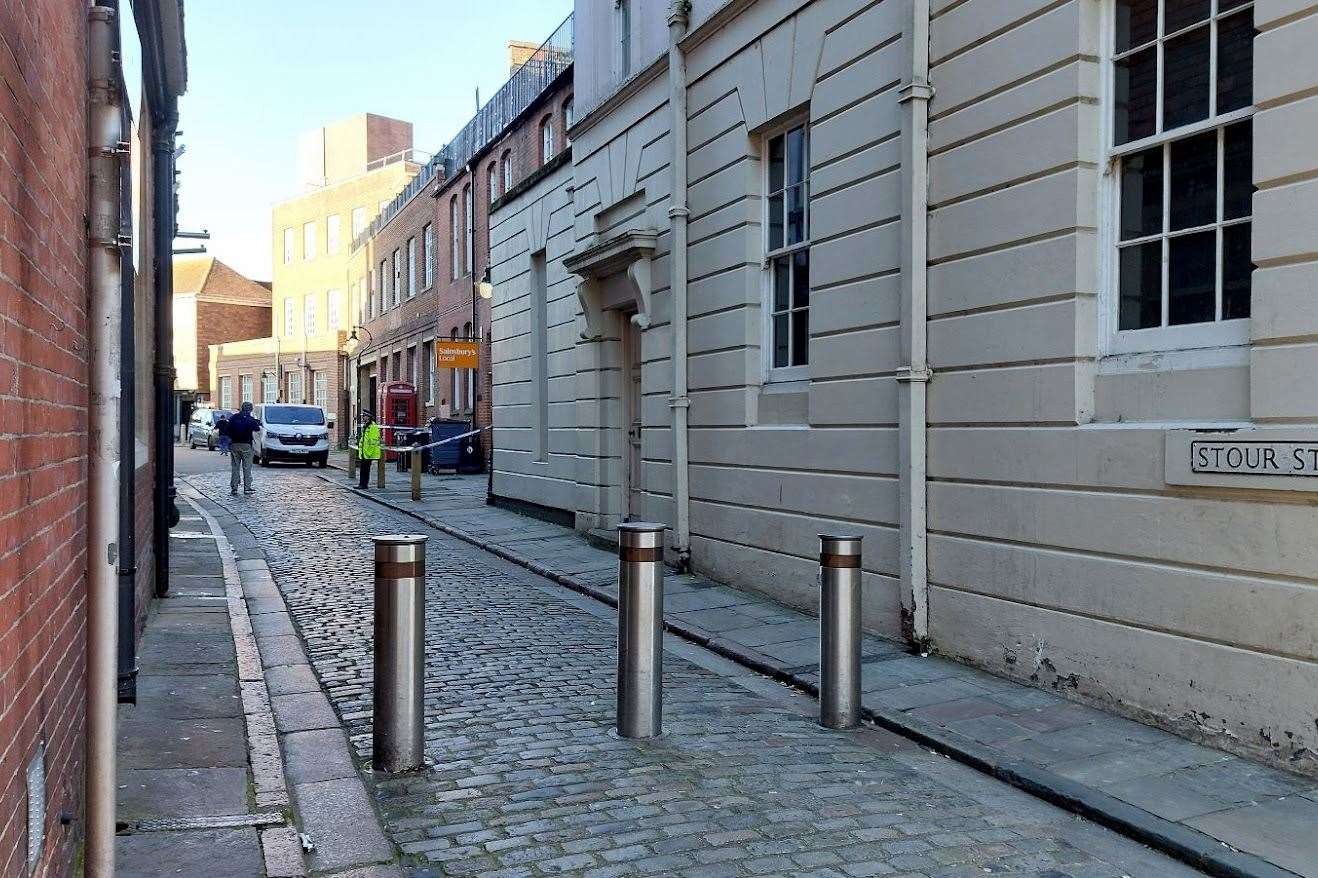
[
  {"left": 116, "top": 53, "right": 138, "bottom": 704},
  {"left": 897, "top": 0, "right": 933, "bottom": 647},
  {"left": 667, "top": 1, "right": 692, "bottom": 568},
  {"left": 152, "top": 99, "right": 180, "bottom": 598}
]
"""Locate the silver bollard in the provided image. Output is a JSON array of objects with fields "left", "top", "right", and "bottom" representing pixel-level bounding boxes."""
[
  {"left": 819, "top": 534, "right": 863, "bottom": 729},
  {"left": 372, "top": 535, "right": 427, "bottom": 772},
  {"left": 616, "top": 522, "right": 666, "bottom": 738}
]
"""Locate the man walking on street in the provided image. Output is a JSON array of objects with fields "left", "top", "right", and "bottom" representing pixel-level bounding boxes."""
[
  {"left": 357, "top": 411, "right": 382, "bottom": 490},
  {"left": 227, "top": 401, "right": 262, "bottom": 495}
]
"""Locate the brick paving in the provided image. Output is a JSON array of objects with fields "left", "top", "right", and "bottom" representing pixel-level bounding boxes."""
[{"left": 191, "top": 470, "right": 1207, "bottom": 877}]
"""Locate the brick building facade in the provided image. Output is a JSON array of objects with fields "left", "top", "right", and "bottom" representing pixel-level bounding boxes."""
[
  {"left": 173, "top": 256, "right": 271, "bottom": 409},
  {"left": 1, "top": 1, "right": 186, "bottom": 875},
  {"left": 351, "top": 35, "right": 573, "bottom": 463}
]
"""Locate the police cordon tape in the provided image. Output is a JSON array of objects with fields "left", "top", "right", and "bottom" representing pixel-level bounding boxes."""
[{"left": 348, "top": 425, "right": 489, "bottom": 455}]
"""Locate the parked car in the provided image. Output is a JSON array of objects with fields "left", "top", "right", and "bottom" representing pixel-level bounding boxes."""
[
  {"left": 186, "top": 407, "right": 232, "bottom": 450},
  {"left": 251, "top": 403, "right": 330, "bottom": 467}
]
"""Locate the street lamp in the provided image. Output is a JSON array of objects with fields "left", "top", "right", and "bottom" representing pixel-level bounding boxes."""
[{"left": 348, "top": 325, "right": 375, "bottom": 424}]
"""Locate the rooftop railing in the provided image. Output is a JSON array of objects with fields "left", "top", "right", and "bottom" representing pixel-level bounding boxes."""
[{"left": 351, "top": 12, "right": 573, "bottom": 253}]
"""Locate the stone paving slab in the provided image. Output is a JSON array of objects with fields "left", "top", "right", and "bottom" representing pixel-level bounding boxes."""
[
  {"left": 312, "top": 465, "right": 1315, "bottom": 878},
  {"left": 117, "top": 827, "right": 265, "bottom": 878},
  {"left": 203, "top": 471, "right": 1216, "bottom": 878}
]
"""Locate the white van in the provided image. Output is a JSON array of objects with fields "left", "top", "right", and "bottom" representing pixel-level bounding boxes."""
[{"left": 251, "top": 403, "right": 330, "bottom": 467}]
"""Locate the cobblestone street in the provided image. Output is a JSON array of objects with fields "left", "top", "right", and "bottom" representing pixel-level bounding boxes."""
[{"left": 191, "top": 471, "right": 1204, "bottom": 878}]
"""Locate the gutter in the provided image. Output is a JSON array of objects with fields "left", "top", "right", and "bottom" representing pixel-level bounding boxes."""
[
  {"left": 896, "top": 0, "right": 933, "bottom": 647},
  {"left": 667, "top": 1, "right": 692, "bottom": 567},
  {"left": 86, "top": 5, "right": 125, "bottom": 871}
]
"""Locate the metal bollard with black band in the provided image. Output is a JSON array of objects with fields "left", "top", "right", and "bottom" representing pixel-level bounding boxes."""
[
  {"left": 616, "top": 522, "right": 666, "bottom": 739},
  {"left": 372, "top": 534, "right": 427, "bottom": 772},
  {"left": 819, "top": 534, "right": 863, "bottom": 730}
]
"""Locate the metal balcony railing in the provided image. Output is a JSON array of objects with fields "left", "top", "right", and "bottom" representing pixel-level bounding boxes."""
[{"left": 351, "top": 12, "right": 573, "bottom": 253}]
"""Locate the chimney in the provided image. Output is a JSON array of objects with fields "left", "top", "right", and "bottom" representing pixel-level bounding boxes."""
[{"left": 508, "top": 40, "right": 539, "bottom": 76}]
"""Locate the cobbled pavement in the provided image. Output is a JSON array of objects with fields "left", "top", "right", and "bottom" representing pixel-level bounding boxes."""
[{"left": 193, "top": 471, "right": 1205, "bottom": 878}]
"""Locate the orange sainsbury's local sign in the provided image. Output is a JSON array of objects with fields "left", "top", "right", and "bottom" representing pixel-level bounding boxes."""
[{"left": 434, "top": 341, "right": 479, "bottom": 369}]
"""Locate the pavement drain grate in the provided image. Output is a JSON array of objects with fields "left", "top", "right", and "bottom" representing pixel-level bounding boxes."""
[{"left": 119, "top": 813, "right": 285, "bottom": 834}]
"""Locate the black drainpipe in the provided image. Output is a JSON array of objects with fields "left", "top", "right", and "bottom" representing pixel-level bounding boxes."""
[
  {"left": 152, "top": 105, "right": 180, "bottom": 599},
  {"left": 115, "top": 58, "right": 138, "bottom": 702}
]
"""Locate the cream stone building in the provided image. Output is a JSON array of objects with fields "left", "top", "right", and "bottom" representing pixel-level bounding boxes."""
[
  {"left": 490, "top": 0, "right": 1316, "bottom": 771},
  {"left": 213, "top": 114, "right": 418, "bottom": 441}
]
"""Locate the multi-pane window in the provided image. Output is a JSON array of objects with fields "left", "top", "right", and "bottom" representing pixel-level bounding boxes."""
[
  {"left": 287, "top": 371, "right": 304, "bottom": 404},
  {"left": 423, "top": 340, "right": 435, "bottom": 403},
  {"left": 304, "top": 293, "right": 317, "bottom": 335},
  {"left": 240, "top": 375, "right": 253, "bottom": 404},
  {"left": 327, "top": 289, "right": 342, "bottom": 330},
  {"left": 463, "top": 184, "right": 473, "bottom": 274},
  {"left": 765, "top": 123, "right": 810, "bottom": 371},
  {"left": 284, "top": 299, "right": 295, "bottom": 336},
  {"left": 407, "top": 346, "right": 418, "bottom": 392},
  {"left": 488, "top": 163, "right": 498, "bottom": 205},
  {"left": 379, "top": 260, "right": 389, "bottom": 312},
  {"left": 263, "top": 375, "right": 277, "bottom": 404},
  {"left": 327, "top": 214, "right": 341, "bottom": 255},
  {"left": 450, "top": 197, "right": 461, "bottom": 280},
  {"left": 282, "top": 228, "right": 294, "bottom": 264},
  {"left": 407, "top": 237, "right": 417, "bottom": 297},
  {"left": 1113, "top": 0, "right": 1255, "bottom": 335},
  {"left": 541, "top": 116, "right": 554, "bottom": 164},
  {"left": 219, "top": 377, "right": 233, "bottom": 410},
  {"left": 303, "top": 221, "right": 317, "bottom": 260},
  {"left": 392, "top": 249, "right": 402, "bottom": 307},
  {"left": 351, "top": 206, "right": 367, "bottom": 238},
  {"left": 423, "top": 223, "right": 434, "bottom": 287},
  {"left": 313, "top": 371, "right": 328, "bottom": 411},
  {"left": 501, "top": 152, "right": 513, "bottom": 195}
]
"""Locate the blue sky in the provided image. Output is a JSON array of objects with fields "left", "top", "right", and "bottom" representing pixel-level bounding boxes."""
[{"left": 126, "top": 0, "right": 572, "bottom": 281}]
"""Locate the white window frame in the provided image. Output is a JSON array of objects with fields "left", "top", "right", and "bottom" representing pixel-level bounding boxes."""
[
  {"left": 327, "top": 289, "right": 342, "bottom": 331},
  {"left": 303, "top": 221, "right": 317, "bottom": 260},
  {"left": 464, "top": 184, "right": 474, "bottom": 274},
  {"left": 423, "top": 223, "right": 435, "bottom": 288},
  {"left": 487, "top": 163, "right": 498, "bottom": 205},
  {"left": 327, "top": 214, "right": 341, "bottom": 256},
  {"left": 314, "top": 370, "right": 328, "bottom": 410},
  {"left": 219, "top": 376, "right": 233, "bottom": 410},
  {"left": 761, "top": 118, "right": 812, "bottom": 384},
  {"left": 450, "top": 197, "right": 461, "bottom": 281},
  {"left": 284, "top": 299, "right": 295, "bottom": 336},
  {"left": 262, "top": 374, "right": 277, "bottom": 404},
  {"left": 1098, "top": 0, "right": 1255, "bottom": 359},
  {"left": 564, "top": 99, "right": 574, "bottom": 147},
  {"left": 282, "top": 228, "right": 294, "bottom": 264},
  {"left": 423, "top": 338, "right": 436, "bottom": 404},
  {"left": 379, "top": 260, "right": 389, "bottom": 312},
  {"left": 541, "top": 117, "right": 554, "bottom": 164},
  {"left": 240, "top": 374, "right": 253, "bottom": 404},
  {"left": 407, "top": 237, "right": 417, "bottom": 297},
  {"left": 304, "top": 293, "right": 317, "bottom": 336},
  {"left": 351, "top": 206, "right": 367, "bottom": 238},
  {"left": 501, "top": 152, "right": 513, "bottom": 195},
  {"left": 392, "top": 249, "right": 403, "bottom": 307},
  {"left": 287, "top": 370, "right": 304, "bottom": 405}
]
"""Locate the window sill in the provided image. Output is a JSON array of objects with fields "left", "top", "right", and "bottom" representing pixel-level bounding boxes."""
[{"left": 1107, "top": 319, "right": 1249, "bottom": 358}]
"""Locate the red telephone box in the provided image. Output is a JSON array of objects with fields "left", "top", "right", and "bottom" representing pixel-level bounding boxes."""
[{"left": 378, "top": 381, "right": 417, "bottom": 460}]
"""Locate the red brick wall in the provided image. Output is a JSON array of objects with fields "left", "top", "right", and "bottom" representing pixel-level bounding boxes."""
[
  {"left": 195, "top": 301, "right": 271, "bottom": 401},
  {"left": 0, "top": 2, "right": 90, "bottom": 876}
]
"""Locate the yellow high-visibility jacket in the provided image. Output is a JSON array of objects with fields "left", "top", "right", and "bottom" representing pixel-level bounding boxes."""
[{"left": 358, "top": 423, "right": 383, "bottom": 460}]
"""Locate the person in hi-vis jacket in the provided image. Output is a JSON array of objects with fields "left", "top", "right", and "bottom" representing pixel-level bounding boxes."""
[{"left": 357, "top": 411, "right": 382, "bottom": 489}]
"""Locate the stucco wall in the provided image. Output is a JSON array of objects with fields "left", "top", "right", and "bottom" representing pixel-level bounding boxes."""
[{"left": 514, "top": 0, "right": 1318, "bottom": 769}]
